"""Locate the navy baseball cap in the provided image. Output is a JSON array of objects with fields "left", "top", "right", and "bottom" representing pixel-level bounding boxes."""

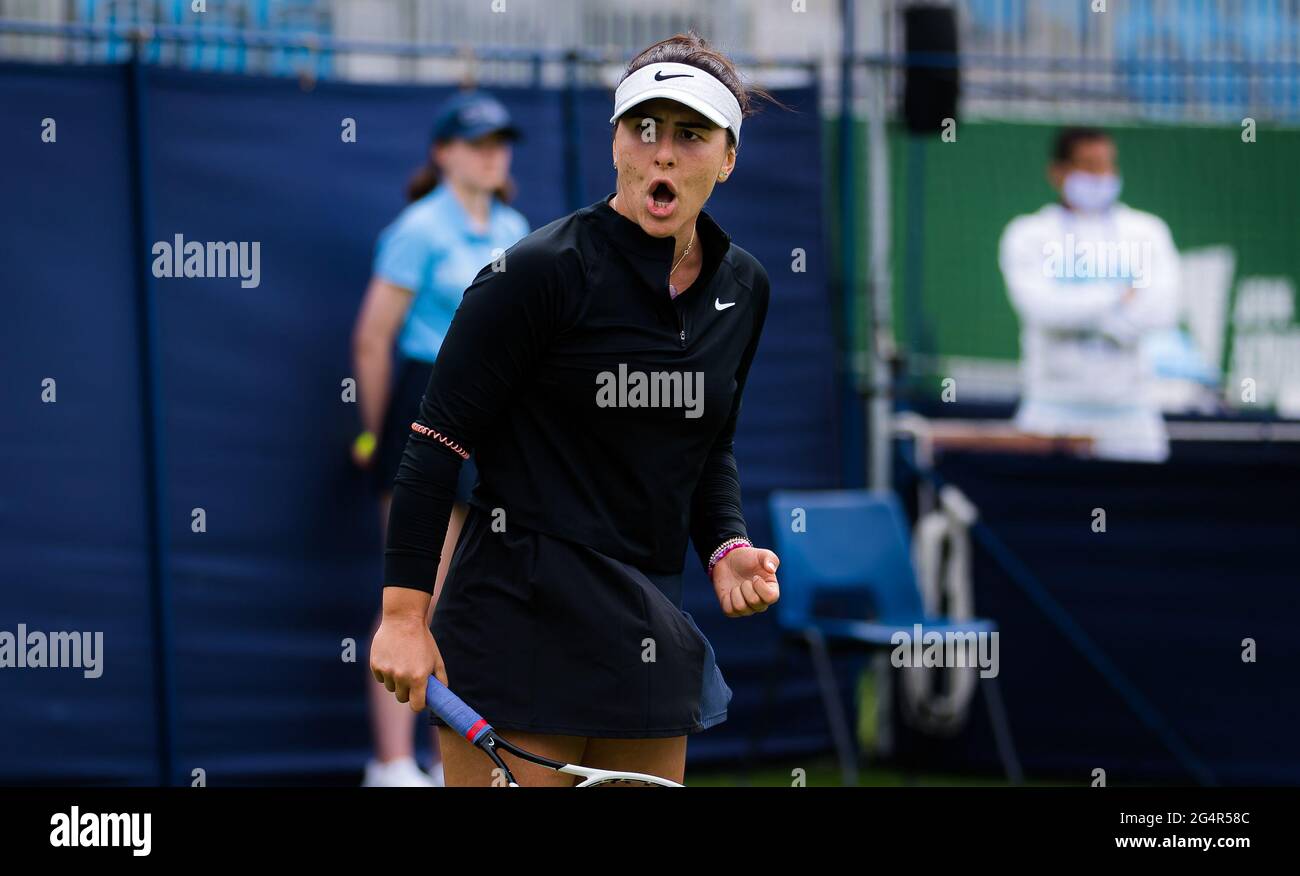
[{"left": 431, "top": 91, "right": 522, "bottom": 143}]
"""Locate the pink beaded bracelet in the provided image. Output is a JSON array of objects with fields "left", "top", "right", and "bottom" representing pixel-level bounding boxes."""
[{"left": 708, "top": 537, "right": 752, "bottom": 573}]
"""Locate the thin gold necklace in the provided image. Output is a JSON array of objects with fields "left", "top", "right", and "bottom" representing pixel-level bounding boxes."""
[{"left": 668, "top": 225, "right": 696, "bottom": 296}]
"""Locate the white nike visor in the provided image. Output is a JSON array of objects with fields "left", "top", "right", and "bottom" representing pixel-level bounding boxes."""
[{"left": 609, "top": 62, "right": 743, "bottom": 150}]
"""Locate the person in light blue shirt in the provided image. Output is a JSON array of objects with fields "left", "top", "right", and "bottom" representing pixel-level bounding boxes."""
[
  {"left": 349, "top": 91, "right": 529, "bottom": 787},
  {"left": 374, "top": 166, "right": 531, "bottom": 364}
]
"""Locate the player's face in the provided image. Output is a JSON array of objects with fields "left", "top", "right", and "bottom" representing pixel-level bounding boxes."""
[
  {"left": 611, "top": 97, "right": 736, "bottom": 238},
  {"left": 436, "top": 132, "right": 513, "bottom": 193}
]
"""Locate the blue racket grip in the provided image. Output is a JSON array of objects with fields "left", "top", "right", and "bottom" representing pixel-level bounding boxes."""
[{"left": 426, "top": 676, "right": 493, "bottom": 745}]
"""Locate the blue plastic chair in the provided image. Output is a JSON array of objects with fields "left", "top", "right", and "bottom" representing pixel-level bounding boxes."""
[{"left": 762, "top": 489, "right": 1020, "bottom": 784}]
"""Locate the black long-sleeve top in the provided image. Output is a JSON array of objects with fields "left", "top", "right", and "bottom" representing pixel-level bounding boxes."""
[{"left": 383, "top": 193, "right": 770, "bottom": 592}]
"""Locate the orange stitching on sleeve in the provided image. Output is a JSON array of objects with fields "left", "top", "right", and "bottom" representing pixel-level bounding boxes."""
[{"left": 410, "top": 422, "right": 470, "bottom": 460}]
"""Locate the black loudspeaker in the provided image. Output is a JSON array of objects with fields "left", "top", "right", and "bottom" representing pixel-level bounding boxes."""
[{"left": 903, "top": 4, "right": 960, "bottom": 135}]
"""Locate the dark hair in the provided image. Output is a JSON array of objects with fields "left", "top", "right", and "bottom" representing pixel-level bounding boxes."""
[
  {"left": 404, "top": 143, "right": 517, "bottom": 204},
  {"left": 614, "top": 29, "right": 787, "bottom": 148},
  {"left": 405, "top": 159, "right": 442, "bottom": 202},
  {"left": 1051, "top": 126, "right": 1112, "bottom": 164}
]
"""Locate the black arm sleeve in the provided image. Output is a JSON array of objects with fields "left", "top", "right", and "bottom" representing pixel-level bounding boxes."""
[
  {"left": 382, "top": 243, "right": 576, "bottom": 591},
  {"left": 688, "top": 268, "right": 770, "bottom": 571}
]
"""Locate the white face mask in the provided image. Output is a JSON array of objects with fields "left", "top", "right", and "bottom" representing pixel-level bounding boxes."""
[{"left": 1062, "top": 171, "right": 1122, "bottom": 213}]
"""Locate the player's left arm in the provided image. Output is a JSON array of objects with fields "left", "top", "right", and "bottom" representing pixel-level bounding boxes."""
[{"left": 687, "top": 265, "right": 779, "bottom": 617}]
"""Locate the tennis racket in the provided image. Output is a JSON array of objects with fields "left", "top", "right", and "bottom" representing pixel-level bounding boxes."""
[{"left": 425, "top": 676, "right": 683, "bottom": 787}]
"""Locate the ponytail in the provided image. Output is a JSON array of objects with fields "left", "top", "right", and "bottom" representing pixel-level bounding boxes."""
[
  {"left": 493, "top": 176, "right": 516, "bottom": 206},
  {"left": 405, "top": 160, "right": 440, "bottom": 203}
]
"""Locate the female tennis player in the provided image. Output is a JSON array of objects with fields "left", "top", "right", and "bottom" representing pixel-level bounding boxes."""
[
  {"left": 370, "top": 31, "right": 781, "bottom": 787},
  {"left": 351, "top": 91, "right": 529, "bottom": 786}
]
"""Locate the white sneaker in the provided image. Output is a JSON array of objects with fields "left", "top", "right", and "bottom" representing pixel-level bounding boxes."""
[
  {"left": 426, "top": 761, "right": 445, "bottom": 787},
  {"left": 362, "top": 756, "right": 436, "bottom": 788}
]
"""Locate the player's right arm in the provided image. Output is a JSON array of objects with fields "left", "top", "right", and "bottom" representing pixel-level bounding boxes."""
[
  {"left": 372, "top": 238, "right": 578, "bottom": 712},
  {"left": 370, "top": 585, "right": 444, "bottom": 713}
]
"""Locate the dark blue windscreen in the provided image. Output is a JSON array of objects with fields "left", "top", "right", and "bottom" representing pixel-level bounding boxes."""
[
  {"left": 0, "top": 63, "right": 159, "bottom": 783},
  {"left": 1, "top": 65, "right": 838, "bottom": 781}
]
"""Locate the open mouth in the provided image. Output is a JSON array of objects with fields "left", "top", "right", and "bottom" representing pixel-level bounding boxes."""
[{"left": 646, "top": 180, "right": 677, "bottom": 218}]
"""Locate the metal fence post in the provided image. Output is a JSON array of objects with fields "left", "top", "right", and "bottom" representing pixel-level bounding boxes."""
[
  {"left": 840, "top": 0, "right": 869, "bottom": 490},
  {"left": 126, "top": 30, "right": 177, "bottom": 788},
  {"left": 561, "top": 49, "right": 582, "bottom": 212}
]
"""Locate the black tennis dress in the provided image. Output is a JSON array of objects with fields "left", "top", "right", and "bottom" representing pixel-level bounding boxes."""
[{"left": 383, "top": 192, "right": 770, "bottom": 738}]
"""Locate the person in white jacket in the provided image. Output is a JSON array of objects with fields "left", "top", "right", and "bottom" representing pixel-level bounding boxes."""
[{"left": 999, "top": 127, "right": 1180, "bottom": 462}]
